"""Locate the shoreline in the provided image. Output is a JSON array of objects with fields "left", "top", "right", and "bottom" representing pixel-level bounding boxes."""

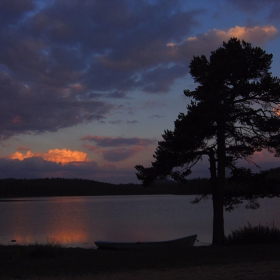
[{"left": 1, "top": 243, "right": 280, "bottom": 279}]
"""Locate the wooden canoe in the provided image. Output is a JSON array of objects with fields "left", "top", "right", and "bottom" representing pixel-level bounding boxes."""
[{"left": 95, "top": 234, "right": 197, "bottom": 250}]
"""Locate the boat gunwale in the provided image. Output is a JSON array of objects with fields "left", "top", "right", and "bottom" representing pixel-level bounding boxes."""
[{"left": 95, "top": 234, "right": 197, "bottom": 249}]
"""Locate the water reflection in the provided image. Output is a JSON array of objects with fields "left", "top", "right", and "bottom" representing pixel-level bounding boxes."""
[{"left": 0, "top": 195, "right": 280, "bottom": 248}]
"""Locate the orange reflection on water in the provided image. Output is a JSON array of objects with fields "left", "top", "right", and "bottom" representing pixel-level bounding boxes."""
[
  {"left": 7, "top": 197, "right": 91, "bottom": 247},
  {"left": 47, "top": 230, "right": 88, "bottom": 246},
  {"left": 10, "top": 235, "right": 32, "bottom": 245},
  {"left": 11, "top": 230, "right": 88, "bottom": 246}
]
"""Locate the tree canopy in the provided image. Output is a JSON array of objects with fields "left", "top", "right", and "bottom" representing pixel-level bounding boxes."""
[{"left": 135, "top": 38, "right": 280, "bottom": 245}]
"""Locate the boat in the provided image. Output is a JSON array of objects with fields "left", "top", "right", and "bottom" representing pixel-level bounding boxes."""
[{"left": 94, "top": 234, "right": 197, "bottom": 250}]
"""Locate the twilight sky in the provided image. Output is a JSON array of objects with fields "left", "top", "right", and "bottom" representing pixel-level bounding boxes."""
[{"left": 1, "top": 0, "right": 280, "bottom": 184}]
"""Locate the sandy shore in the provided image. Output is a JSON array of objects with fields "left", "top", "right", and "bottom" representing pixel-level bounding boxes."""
[
  {"left": 1, "top": 244, "right": 280, "bottom": 279},
  {"left": 16, "top": 261, "right": 280, "bottom": 280},
  {"left": 97, "top": 261, "right": 280, "bottom": 280}
]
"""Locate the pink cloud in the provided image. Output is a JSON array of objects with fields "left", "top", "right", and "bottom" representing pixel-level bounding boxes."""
[
  {"left": 9, "top": 148, "right": 90, "bottom": 165},
  {"left": 167, "top": 25, "right": 279, "bottom": 63},
  {"left": 17, "top": 145, "right": 30, "bottom": 151},
  {"left": 82, "top": 143, "right": 99, "bottom": 152},
  {"left": 239, "top": 150, "right": 280, "bottom": 171}
]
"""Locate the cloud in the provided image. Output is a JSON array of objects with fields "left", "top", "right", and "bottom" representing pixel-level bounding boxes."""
[
  {"left": 17, "top": 145, "right": 31, "bottom": 151},
  {"left": 149, "top": 114, "right": 164, "bottom": 119},
  {"left": 10, "top": 151, "right": 39, "bottom": 161},
  {"left": 0, "top": 0, "right": 202, "bottom": 139},
  {"left": 0, "top": 0, "right": 35, "bottom": 25},
  {"left": 81, "top": 135, "right": 156, "bottom": 147},
  {"left": 239, "top": 150, "right": 280, "bottom": 172},
  {"left": 82, "top": 144, "right": 98, "bottom": 152},
  {"left": 81, "top": 135, "right": 156, "bottom": 163},
  {"left": 103, "top": 148, "right": 138, "bottom": 162},
  {"left": 0, "top": 156, "right": 137, "bottom": 184},
  {"left": 108, "top": 120, "right": 122, "bottom": 125},
  {"left": 213, "top": 25, "right": 278, "bottom": 44},
  {"left": 43, "top": 149, "right": 89, "bottom": 165},
  {"left": 9, "top": 148, "right": 89, "bottom": 165},
  {"left": 127, "top": 120, "right": 138, "bottom": 124},
  {"left": 0, "top": 73, "right": 113, "bottom": 140},
  {"left": 1, "top": 149, "right": 278, "bottom": 184},
  {"left": 229, "top": 0, "right": 280, "bottom": 22},
  {"left": 169, "top": 25, "right": 278, "bottom": 62},
  {"left": 0, "top": 0, "right": 278, "bottom": 141}
]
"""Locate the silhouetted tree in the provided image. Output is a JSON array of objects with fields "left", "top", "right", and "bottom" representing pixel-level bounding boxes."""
[{"left": 135, "top": 38, "right": 280, "bottom": 245}]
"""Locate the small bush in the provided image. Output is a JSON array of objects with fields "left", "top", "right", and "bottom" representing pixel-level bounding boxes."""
[{"left": 225, "top": 223, "right": 280, "bottom": 245}]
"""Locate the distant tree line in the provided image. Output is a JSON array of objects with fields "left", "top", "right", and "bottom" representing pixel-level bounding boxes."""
[
  {"left": 0, "top": 169, "right": 279, "bottom": 198},
  {"left": 0, "top": 177, "right": 211, "bottom": 198}
]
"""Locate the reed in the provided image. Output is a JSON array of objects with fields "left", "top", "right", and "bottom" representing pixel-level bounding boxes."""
[{"left": 225, "top": 222, "right": 280, "bottom": 245}]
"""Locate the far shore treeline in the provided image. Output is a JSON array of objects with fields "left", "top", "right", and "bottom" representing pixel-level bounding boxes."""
[
  {"left": 0, "top": 167, "right": 280, "bottom": 198},
  {"left": 0, "top": 177, "right": 210, "bottom": 198}
]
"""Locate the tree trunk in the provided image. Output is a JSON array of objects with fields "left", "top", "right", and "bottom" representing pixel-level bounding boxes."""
[
  {"left": 212, "top": 186, "right": 225, "bottom": 245},
  {"left": 212, "top": 122, "right": 226, "bottom": 245}
]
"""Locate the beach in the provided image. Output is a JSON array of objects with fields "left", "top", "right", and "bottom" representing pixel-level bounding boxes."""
[
  {"left": 1, "top": 244, "right": 280, "bottom": 279},
  {"left": 54, "top": 261, "right": 280, "bottom": 280}
]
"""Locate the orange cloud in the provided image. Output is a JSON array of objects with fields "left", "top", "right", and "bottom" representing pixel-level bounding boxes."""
[
  {"left": 10, "top": 148, "right": 89, "bottom": 165},
  {"left": 166, "top": 42, "right": 176, "bottom": 48},
  {"left": 273, "top": 105, "right": 280, "bottom": 116},
  {"left": 43, "top": 149, "right": 88, "bottom": 165},
  {"left": 187, "top": 25, "right": 278, "bottom": 45},
  {"left": 10, "top": 151, "right": 39, "bottom": 160},
  {"left": 216, "top": 25, "right": 278, "bottom": 43},
  {"left": 164, "top": 25, "right": 279, "bottom": 65}
]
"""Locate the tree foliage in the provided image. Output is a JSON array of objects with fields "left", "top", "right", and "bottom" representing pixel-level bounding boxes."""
[{"left": 135, "top": 38, "right": 280, "bottom": 245}]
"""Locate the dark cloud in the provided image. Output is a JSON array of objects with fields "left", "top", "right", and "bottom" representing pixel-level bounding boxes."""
[
  {"left": 81, "top": 135, "right": 157, "bottom": 162},
  {"left": 0, "top": 0, "right": 202, "bottom": 139},
  {"left": 0, "top": 0, "right": 277, "bottom": 141},
  {"left": 86, "top": 90, "right": 127, "bottom": 99},
  {"left": 0, "top": 157, "right": 63, "bottom": 179},
  {"left": 228, "top": 0, "right": 274, "bottom": 12},
  {"left": 0, "top": 73, "right": 112, "bottom": 140},
  {"left": 0, "top": 157, "right": 137, "bottom": 183},
  {"left": 140, "top": 64, "right": 187, "bottom": 93},
  {"left": 0, "top": 0, "right": 35, "bottom": 25},
  {"left": 81, "top": 135, "right": 156, "bottom": 163},
  {"left": 81, "top": 135, "right": 156, "bottom": 147},
  {"left": 108, "top": 120, "right": 123, "bottom": 125},
  {"left": 103, "top": 148, "right": 137, "bottom": 162},
  {"left": 228, "top": 0, "right": 280, "bottom": 21},
  {"left": 149, "top": 114, "right": 163, "bottom": 119}
]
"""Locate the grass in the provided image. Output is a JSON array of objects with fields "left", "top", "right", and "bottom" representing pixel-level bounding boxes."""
[
  {"left": 1, "top": 241, "right": 62, "bottom": 260},
  {"left": 225, "top": 223, "right": 280, "bottom": 245}
]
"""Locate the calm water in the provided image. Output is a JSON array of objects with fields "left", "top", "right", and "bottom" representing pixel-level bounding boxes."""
[{"left": 0, "top": 195, "right": 279, "bottom": 248}]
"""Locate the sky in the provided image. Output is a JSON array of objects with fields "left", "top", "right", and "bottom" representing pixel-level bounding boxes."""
[{"left": 1, "top": 0, "right": 280, "bottom": 184}]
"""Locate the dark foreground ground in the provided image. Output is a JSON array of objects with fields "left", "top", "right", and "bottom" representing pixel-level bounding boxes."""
[{"left": 1, "top": 243, "right": 280, "bottom": 279}]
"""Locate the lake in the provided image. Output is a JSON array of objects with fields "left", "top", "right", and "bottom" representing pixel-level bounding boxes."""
[{"left": 0, "top": 195, "right": 279, "bottom": 248}]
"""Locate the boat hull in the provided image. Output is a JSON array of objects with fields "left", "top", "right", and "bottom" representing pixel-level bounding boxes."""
[{"left": 95, "top": 234, "right": 197, "bottom": 250}]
